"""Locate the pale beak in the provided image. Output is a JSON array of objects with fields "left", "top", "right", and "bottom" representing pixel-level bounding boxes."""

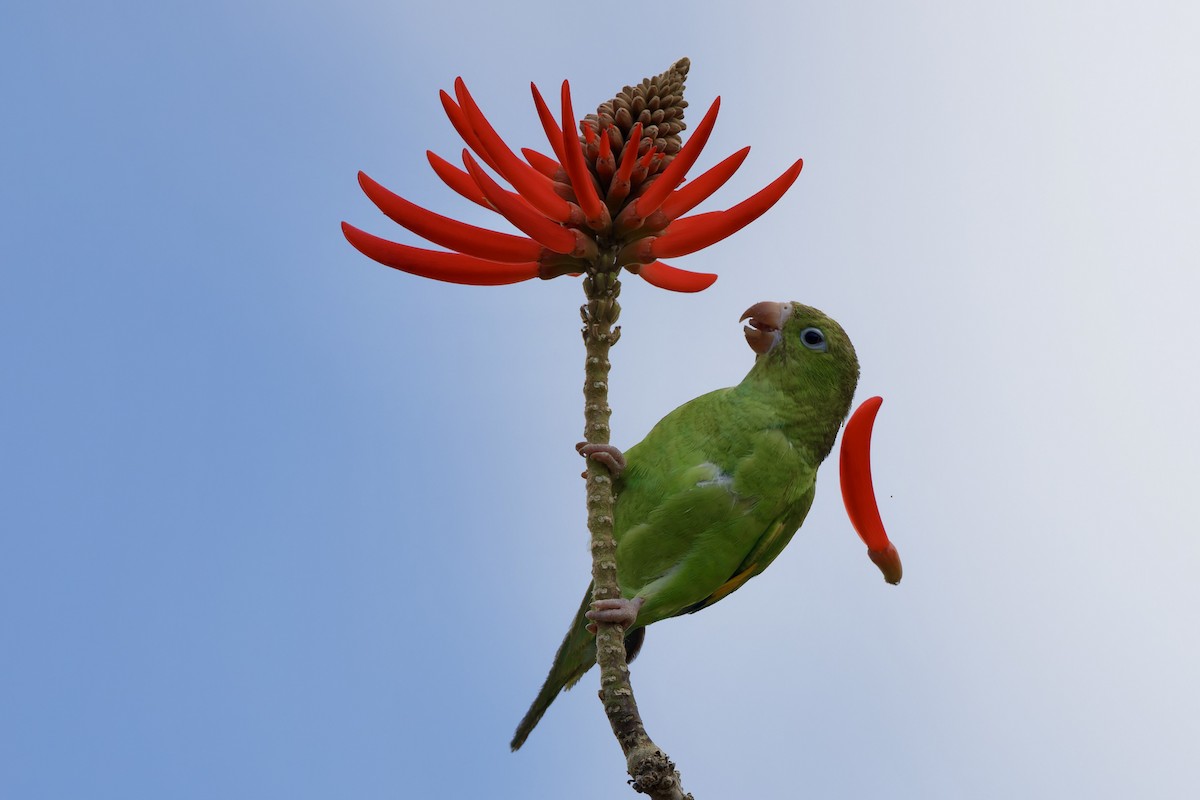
[{"left": 740, "top": 301, "right": 790, "bottom": 354}]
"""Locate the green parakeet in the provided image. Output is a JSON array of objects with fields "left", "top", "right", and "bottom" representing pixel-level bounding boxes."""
[{"left": 510, "top": 301, "right": 899, "bottom": 751}]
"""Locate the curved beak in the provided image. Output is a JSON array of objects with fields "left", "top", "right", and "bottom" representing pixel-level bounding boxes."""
[
  {"left": 839, "top": 396, "right": 902, "bottom": 585},
  {"left": 740, "top": 301, "right": 790, "bottom": 354}
]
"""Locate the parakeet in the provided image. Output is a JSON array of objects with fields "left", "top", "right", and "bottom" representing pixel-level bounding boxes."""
[{"left": 510, "top": 301, "right": 899, "bottom": 750}]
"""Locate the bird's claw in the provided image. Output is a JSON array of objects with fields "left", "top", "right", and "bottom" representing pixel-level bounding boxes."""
[
  {"left": 585, "top": 596, "right": 644, "bottom": 633},
  {"left": 576, "top": 442, "right": 627, "bottom": 479}
]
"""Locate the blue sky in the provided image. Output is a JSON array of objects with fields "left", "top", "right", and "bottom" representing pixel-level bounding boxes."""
[{"left": 4, "top": 1, "right": 1199, "bottom": 798}]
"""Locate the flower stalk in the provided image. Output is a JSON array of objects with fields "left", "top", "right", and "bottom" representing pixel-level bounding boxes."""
[{"left": 581, "top": 265, "right": 690, "bottom": 799}]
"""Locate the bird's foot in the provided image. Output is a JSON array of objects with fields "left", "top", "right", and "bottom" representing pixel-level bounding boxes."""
[
  {"left": 585, "top": 596, "right": 644, "bottom": 634},
  {"left": 576, "top": 442, "right": 626, "bottom": 479}
]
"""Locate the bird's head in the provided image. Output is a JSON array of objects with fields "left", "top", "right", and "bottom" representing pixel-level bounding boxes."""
[
  {"left": 740, "top": 301, "right": 901, "bottom": 585},
  {"left": 740, "top": 301, "right": 860, "bottom": 400}
]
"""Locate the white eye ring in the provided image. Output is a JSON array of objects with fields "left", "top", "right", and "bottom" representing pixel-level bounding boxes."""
[{"left": 800, "top": 327, "right": 827, "bottom": 352}]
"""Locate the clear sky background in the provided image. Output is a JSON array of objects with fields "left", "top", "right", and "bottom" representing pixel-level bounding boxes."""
[{"left": 4, "top": 2, "right": 1199, "bottom": 798}]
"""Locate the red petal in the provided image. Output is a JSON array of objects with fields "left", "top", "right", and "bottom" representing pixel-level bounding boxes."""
[
  {"left": 454, "top": 78, "right": 575, "bottom": 224},
  {"left": 357, "top": 171, "right": 542, "bottom": 263},
  {"left": 637, "top": 260, "right": 717, "bottom": 293},
  {"left": 530, "top": 83, "right": 568, "bottom": 165},
  {"left": 521, "top": 148, "right": 562, "bottom": 178},
  {"left": 839, "top": 396, "right": 902, "bottom": 585},
  {"left": 648, "top": 159, "right": 803, "bottom": 258},
  {"left": 615, "top": 122, "right": 644, "bottom": 184},
  {"left": 341, "top": 222, "right": 539, "bottom": 286},
  {"left": 558, "top": 81, "right": 609, "bottom": 229},
  {"left": 627, "top": 96, "right": 721, "bottom": 220},
  {"left": 659, "top": 146, "right": 750, "bottom": 219},
  {"left": 606, "top": 121, "right": 644, "bottom": 206},
  {"left": 596, "top": 129, "right": 614, "bottom": 182},
  {"left": 462, "top": 150, "right": 579, "bottom": 255},
  {"left": 426, "top": 151, "right": 490, "bottom": 208},
  {"left": 630, "top": 148, "right": 655, "bottom": 186},
  {"left": 440, "top": 89, "right": 503, "bottom": 175},
  {"left": 429, "top": 150, "right": 541, "bottom": 218}
]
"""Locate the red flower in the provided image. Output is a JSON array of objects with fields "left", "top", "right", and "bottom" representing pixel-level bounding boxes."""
[{"left": 342, "top": 68, "right": 803, "bottom": 292}]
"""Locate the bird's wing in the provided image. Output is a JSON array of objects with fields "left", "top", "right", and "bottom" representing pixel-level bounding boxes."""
[
  {"left": 677, "top": 483, "right": 815, "bottom": 615},
  {"left": 614, "top": 427, "right": 816, "bottom": 626}
]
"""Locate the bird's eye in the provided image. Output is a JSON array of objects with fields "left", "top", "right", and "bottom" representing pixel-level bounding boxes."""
[{"left": 800, "top": 327, "right": 827, "bottom": 352}]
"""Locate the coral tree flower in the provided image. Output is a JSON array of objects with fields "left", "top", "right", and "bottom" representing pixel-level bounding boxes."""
[{"left": 341, "top": 59, "right": 804, "bottom": 292}]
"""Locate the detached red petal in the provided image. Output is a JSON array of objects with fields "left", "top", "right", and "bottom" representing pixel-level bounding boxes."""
[{"left": 839, "top": 396, "right": 902, "bottom": 584}]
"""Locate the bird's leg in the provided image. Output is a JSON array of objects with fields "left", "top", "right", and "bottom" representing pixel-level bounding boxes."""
[
  {"left": 576, "top": 442, "right": 626, "bottom": 479},
  {"left": 585, "top": 596, "right": 644, "bottom": 634}
]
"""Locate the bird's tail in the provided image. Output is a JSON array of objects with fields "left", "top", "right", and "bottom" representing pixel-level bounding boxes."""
[
  {"left": 510, "top": 584, "right": 648, "bottom": 751},
  {"left": 510, "top": 586, "right": 598, "bottom": 751}
]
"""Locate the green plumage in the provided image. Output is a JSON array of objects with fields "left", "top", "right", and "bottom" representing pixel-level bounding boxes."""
[{"left": 511, "top": 303, "right": 860, "bottom": 750}]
